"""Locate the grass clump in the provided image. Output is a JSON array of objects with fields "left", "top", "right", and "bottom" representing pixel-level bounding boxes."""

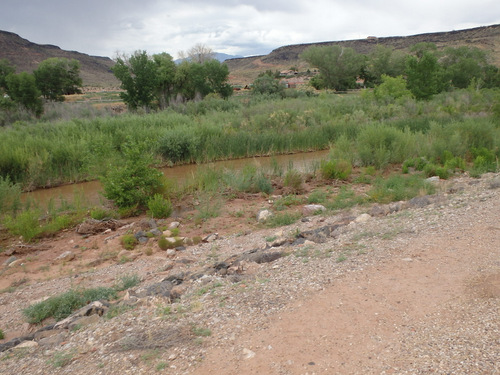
[
  {"left": 266, "top": 212, "right": 301, "bottom": 228},
  {"left": 283, "top": 169, "right": 303, "bottom": 193},
  {"left": 0, "top": 328, "right": 4, "bottom": 340},
  {"left": 115, "top": 273, "right": 141, "bottom": 292},
  {"left": 121, "top": 234, "right": 138, "bottom": 250},
  {"left": 23, "top": 287, "right": 117, "bottom": 324},
  {"left": 48, "top": 349, "right": 75, "bottom": 368},
  {"left": 367, "top": 174, "right": 435, "bottom": 203},
  {"left": 320, "top": 159, "right": 352, "bottom": 180},
  {"left": 147, "top": 194, "right": 172, "bottom": 219}
]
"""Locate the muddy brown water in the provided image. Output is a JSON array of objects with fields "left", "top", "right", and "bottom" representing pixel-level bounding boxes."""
[{"left": 22, "top": 150, "right": 330, "bottom": 207}]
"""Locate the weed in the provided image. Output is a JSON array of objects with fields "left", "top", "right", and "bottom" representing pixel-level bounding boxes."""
[
  {"left": 191, "top": 325, "right": 212, "bottom": 337},
  {"left": 141, "top": 349, "right": 160, "bottom": 364},
  {"left": 147, "top": 194, "right": 173, "bottom": 219},
  {"left": 274, "top": 195, "right": 304, "bottom": 211},
  {"left": 121, "top": 234, "right": 138, "bottom": 250},
  {"left": 266, "top": 212, "right": 301, "bottom": 228},
  {"left": 0, "top": 329, "right": 4, "bottom": 340},
  {"left": 367, "top": 174, "right": 435, "bottom": 203},
  {"left": 320, "top": 159, "right": 352, "bottom": 180},
  {"left": 283, "top": 169, "right": 303, "bottom": 193},
  {"left": 48, "top": 349, "right": 75, "bottom": 368},
  {"left": 307, "top": 190, "right": 328, "bottom": 204},
  {"left": 115, "top": 274, "right": 141, "bottom": 292},
  {"left": 336, "top": 254, "right": 347, "bottom": 263},
  {"left": 156, "top": 361, "right": 168, "bottom": 371}
]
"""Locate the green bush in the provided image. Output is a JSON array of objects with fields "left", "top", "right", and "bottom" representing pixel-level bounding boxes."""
[
  {"left": 147, "top": 194, "right": 172, "bottom": 219},
  {"left": 101, "top": 141, "right": 166, "bottom": 209},
  {"left": 0, "top": 176, "right": 21, "bottom": 216},
  {"left": 283, "top": 169, "right": 303, "bottom": 193},
  {"left": 423, "top": 163, "right": 450, "bottom": 179},
  {"left": 121, "top": 234, "right": 138, "bottom": 250},
  {"left": 307, "top": 190, "right": 328, "bottom": 204},
  {"left": 320, "top": 159, "right": 352, "bottom": 180},
  {"left": 3, "top": 209, "right": 41, "bottom": 242},
  {"left": 158, "top": 236, "right": 183, "bottom": 250},
  {"left": 0, "top": 328, "right": 4, "bottom": 340},
  {"left": 115, "top": 274, "right": 141, "bottom": 292},
  {"left": 23, "top": 287, "right": 117, "bottom": 324},
  {"left": 266, "top": 212, "right": 301, "bottom": 228}
]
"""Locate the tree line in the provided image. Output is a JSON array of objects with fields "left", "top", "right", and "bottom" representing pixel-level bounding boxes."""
[
  {"left": 0, "top": 57, "right": 82, "bottom": 117},
  {"left": 112, "top": 49, "right": 233, "bottom": 111},
  {"left": 300, "top": 43, "right": 500, "bottom": 99}
]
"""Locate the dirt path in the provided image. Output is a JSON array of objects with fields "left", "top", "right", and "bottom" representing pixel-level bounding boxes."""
[{"left": 193, "top": 192, "right": 500, "bottom": 374}]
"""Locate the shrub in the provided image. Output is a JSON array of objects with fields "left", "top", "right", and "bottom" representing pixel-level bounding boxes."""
[
  {"left": 320, "top": 159, "right": 352, "bottom": 180},
  {"left": 147, "top": 194, "right": 172, "bottom": 219},
  {"left": 115, "top": 274, "right": 141, "bottom": 292},
  {"left": 3, "top": 209, "right": 41, "bottom": 242},
  {"left": 266, "top": 212, "right": 301, "bottom": 228},
  {"left": 121, "top": 234, "right": 138, "bottom": 250},
  {"left": 0, "top": 328, "right": 4, "bottom": 339},
  {"left": 0, "top": 176, "right": 21, "bottom": 216},
  {"left": 307, "top": 190, "right": 328, "bottom": 204},
  {"left": 90, "top": 207, "right": 117, "bottom": 220},
  {"left": 101, "top": 141, "right": 166, "bottom": 209},
  {"left": 367, "top": 174, "right": 435, "bottom": 203},
  {"left": 423, "top": 163, "right": 450, "bottom": 179},
  {"left": 158, "top": 236, "right": 183, "bottom": 250},
  {"left": 283, "top": 169, "right": 303, "bottom": 193}
]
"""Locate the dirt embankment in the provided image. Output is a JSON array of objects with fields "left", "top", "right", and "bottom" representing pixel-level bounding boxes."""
[{"left": 0, "top": 173, "right": 499, "bottom": 374}]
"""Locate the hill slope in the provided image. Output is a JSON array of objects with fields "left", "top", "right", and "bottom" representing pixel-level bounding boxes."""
[
  {"left": 226, "top": 24, "right": 500, "bottom": 85},
  {"left": 0, "top": 30, "right": 118, "bottom": 87}
]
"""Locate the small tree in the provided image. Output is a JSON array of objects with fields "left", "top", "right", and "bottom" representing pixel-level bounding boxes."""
[
  {"left": 153, "top": 52, "right": 176, "bottom": 109},
  {"left": 373, "top": 75, "right": 413, "bottom": 103},
  {"left": 33, "top": 58, "right": 82, "bottom": 101},
  {"left": 5, "top": 72, "right": 43, "bottom": 116},
  {"left": 187, "top": 43, "right": 215, "bottom": 64},
  {"left": 405, "top": 51, "right": 444, "bottom": 100},
  {"left": 301, "top": 45, "right": 366, "bottom": 91},
  {"left": 112, "top": 51, "right": 158, "bottom": 111},
  {"left": 251, "top": 73, "right": 285, "bottom": 97},
  {"left": 0, "top": 59, "right": 16, "bottom": 92}
]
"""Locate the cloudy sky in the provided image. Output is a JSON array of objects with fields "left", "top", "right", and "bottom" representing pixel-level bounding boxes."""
[{"left": 2, "top": 0, "right": 500, "bottom": 59}]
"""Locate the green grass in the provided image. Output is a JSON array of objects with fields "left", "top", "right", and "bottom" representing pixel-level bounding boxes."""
[
  {"left": 266, "top": 212, "right": 301, "bottom": 228},
  {"left": 22, "top": 287, "right": 118, "bottom": 324}
]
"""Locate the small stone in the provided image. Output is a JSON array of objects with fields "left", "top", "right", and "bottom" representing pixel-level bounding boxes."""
[
  {"left": 163, "top": 230, "right": 173, "bottom": 237},
  {"left": 166, "top": 249, "right": 176, "bottom": 256},
  {"left": 15, "top": 341, "right": 38, "bottom": 349},
  {"left": 302, "top": 204, "right": 326, "bottom": 216},
  {"left": 257, "top": 209, "right": 273, "bottom": 223},
  {"left": 9, "top": 259, "right": 23, "bottom": 267},
  {"left": 354, "top": 213, "right": 371, "bottom": 223},
  {"left": 203, "top": 233, "right": 218, "bottom": 242},
  {"left": 3, "top": 255, "right": 17, "bottom": 266},
  {"left": 242, "top": 348, "right": 256, "bottom": 359},
  {"left": 150, "top": 228, "right": 162, "bottom": 237},
  {"left": 169, "top": 222, "right": 180, "bottom": 229},
  {"left": 55, "top": 251, "right": 75, "bottom": 262}
]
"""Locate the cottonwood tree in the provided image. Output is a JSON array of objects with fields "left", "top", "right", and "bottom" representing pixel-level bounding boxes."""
[
  {"left": 5, "top": 72, "right": 43, "bottom": 116},
  {"left": 33, "top": 58, "right": 82, "bottom": 101},
  {"left": 301, "top": 45, "right": 365, "bottom": 91},
  {"left": 187, "top": 43, "right": 215, "bottom": 63}
]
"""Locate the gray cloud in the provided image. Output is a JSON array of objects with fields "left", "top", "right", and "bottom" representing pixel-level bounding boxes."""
[{"left": 1, "top": 0, "right": 499, "bottom": 58}]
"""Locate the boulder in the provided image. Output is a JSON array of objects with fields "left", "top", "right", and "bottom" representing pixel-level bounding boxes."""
[{"left": 257, "top": 209, "right": 273, "bottom": 223}]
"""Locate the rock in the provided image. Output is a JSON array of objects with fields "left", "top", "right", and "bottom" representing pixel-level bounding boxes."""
[
  {"left": 369, "top": 204, "right": 390, "bottom": 217},
  {"left": 15, "top": 340, "right": 38, "bottom": 349},
  {"left": 138, "top": 237, "right": 149, "bottom": 244},
  {"left": 150, "top": 228, "right": 162, "bottom": 237},
  {"left": 55, "top": 251, "right": 75, "bottom": 262},
  {"left": 169, "top": 221, "right": 180, "bottom": 229},
  {"left": 137, "top": 280, "right": 174, "bottom": 298},
  {"left": 163, "top": 230, "right": 173, "bottom": 237},
  {"left": 54, "top": 301, "right": 107, "bottom": 329},
  {"left": 3, "top": 256, "right": 17, "bottom": 266},
  {"left": 302, "top": 204, "right": 326, "bottom": 216},
  {"left": 170, "top": 284, "right": 188, "bottom": 301},
  {"left": 408, "top": 195, "right": 433, "bottom": 208},
  {"left": 257, "top": 209, "right": 273, "bottom": 223},
  {"left": 38, "top": 332, "right": 67, "bottom": 347},
  {"left": 166, "top": 249, "right": 176, "bottom": 256},
  {"left": 243, "top": 348, "right": 256, "bottom": 359},
  {"left": 269, "top": 237, "right": 287, "bottom": 247},
  {"left": 203, "top": 233, "right": 218, "bottom": 243},
  {"left": 9, "top": 259, "right": 23, "bottom": 267},
  {"left": 76, "top": 219, "right": 124, "bottom": 235},
  {"left": 34, "top": 329, "right": 65, "bottom": 341},
  {"left": 426, "top": 176, "right": 440, "bottom": 183},
  {"left": 354, "top": 213, "right": 371, "bottom": 223}
]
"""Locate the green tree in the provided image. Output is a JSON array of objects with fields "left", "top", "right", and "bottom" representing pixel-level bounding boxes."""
[
  {"left": 203, "top": 59, "right": 232, "bottom": 98},
  {"left": 113, "top": 51, "right": 158, "bottom": 111},
  {"left": 406, "top": 50, "right": 444, "bottom": 100},
  {"left": 301, "top": 45, "right": 365, "bottom": 91},
  {"left": 364, "top": 45, "right": 406, "bottom": 86},
  {"left": 0, "top": 59, "right": 16, "bottom": 92},
  {"left": 174, "top": 60, "right": 206, "bottom": 101},
  {"left": 251, "top": 73, "right": 285, "bottom": 97},
  {"left": 373, "top": 75, "right": 413, "bottom": 103},
  {"left": 33, "top": 58, "right": 82, "bottom": 101},
  {"left": 5, "top": 72, "right": 43, "bottom": 116},
  {"left": 441, "top": 46, "right": 492, "bottom": 89},
  {"left": 153, "top": 52, "right": 177, "bottom": 109}
]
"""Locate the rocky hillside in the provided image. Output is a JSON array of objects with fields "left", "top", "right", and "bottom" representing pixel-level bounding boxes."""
[
  {"left": 0, "top": 30, "right": 119, "bottom": 88},
  {"left": 226, "top": 24, "right": 500, "bottom": 85}
]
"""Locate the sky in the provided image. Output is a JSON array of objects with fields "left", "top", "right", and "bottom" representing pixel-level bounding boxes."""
[{"left": 2, "top": 0, "right": 500, "bottom": 60}]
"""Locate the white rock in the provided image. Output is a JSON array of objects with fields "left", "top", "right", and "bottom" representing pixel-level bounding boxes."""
[
  {"left": 242, "top": 348, "right": 256, "bottom": 359},
  {"left": 169, "top": 222, "right": 180, "bottom": 229},
  {"left": 257, "top": 209, "right": 273, "bottom": 223},
  {"left": 15, "top": 341, "right": 38, "bottom": 349},
  {"left": 302, "top": 204, "right": 326, "bottom": 216},
  {"left": 354, "top": 213, "right": 372, "bottom": 223}
]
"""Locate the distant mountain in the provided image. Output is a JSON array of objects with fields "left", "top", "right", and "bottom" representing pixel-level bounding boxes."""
[
  {"left": 0, "top": 30, "right": 119, "bottom": 87},
  {"left": 215, "top": 52, "right": 243, "bottom": 62},
  {"left": 225, "top": 24, "right": 500, "bottom": 85}
]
